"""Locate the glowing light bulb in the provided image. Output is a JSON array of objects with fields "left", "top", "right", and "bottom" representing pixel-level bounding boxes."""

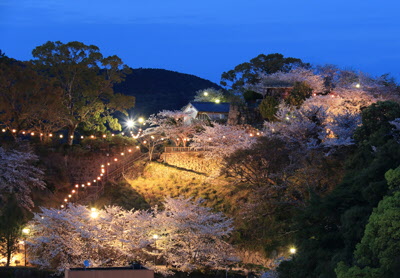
[{"left": 126, "top": 120, "right": 134, "bottom": 128}]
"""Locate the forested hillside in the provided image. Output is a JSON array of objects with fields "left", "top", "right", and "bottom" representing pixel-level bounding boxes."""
[{"left": 114, "top": 68, "right": 223, "bottom": 116}]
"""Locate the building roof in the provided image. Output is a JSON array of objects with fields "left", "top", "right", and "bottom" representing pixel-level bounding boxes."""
[{"left": 188, "top": 102, "right": 230, "bottom": 113}]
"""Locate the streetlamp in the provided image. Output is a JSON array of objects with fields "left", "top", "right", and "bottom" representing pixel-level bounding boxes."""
[
  {"left": 126, "top": 119, "right": 134, "bottom": 129},
  {"left": 289, "top": 247, "right": 296, "bottom": 255},
  {"left": 22, "top": 228, "right": 30, "bottom": 266}
]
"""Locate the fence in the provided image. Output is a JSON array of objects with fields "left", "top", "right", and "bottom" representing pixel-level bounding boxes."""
[{"left": 164, "top": 147, "right": 208, "bottom": 153}]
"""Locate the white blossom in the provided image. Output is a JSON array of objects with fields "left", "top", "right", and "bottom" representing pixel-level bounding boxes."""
[
  {"left": 191, "top": 123, "right": 256, "bottom": 160},
  {"left": 250, "top": 68, "right": 325, "bottom": 96},
  {"left": 0, "top": 147, "right": 45, "bottom": 210},
  {"left": 27, "top": 199, "right": 236, "bottom": 273},
  {"left": 154, "top": 197, "right": 236, "bottom": 272}
]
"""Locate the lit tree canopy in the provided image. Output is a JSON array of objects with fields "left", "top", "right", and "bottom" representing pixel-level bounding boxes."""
[
  {"left": 154, "top": 197, "right": 236, "bottom": 272},
  {"left": 191, "top": 123, "right": 257, "bottom": 160},
  {"left": 0, "top": 147, "right": 46, "bottom": 210},
  {"left": 27, "top": 198, "right": 236, "bottom": 274},
  {"left": 249, "top": 68, "right": 325, "bottom": 97},
  {"left": 31, "top": 41, "right": 135, "bottom": 145}
]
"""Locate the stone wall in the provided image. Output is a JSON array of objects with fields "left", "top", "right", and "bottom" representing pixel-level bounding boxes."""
[{"left": 160, "top": 152, "right": 221, "bottom": 175}]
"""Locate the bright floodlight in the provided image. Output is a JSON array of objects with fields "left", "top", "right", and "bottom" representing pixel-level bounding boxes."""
[
  {"left": 153, "top": 234, "right": 159, "bottom": 239},
  {"left": 22, "top": 228, "right": 30, "bottom": 235},
  {"left": 204, "top": 91, "right": 209, "bottom": 96},
  {"left": 90, "top": 208, "right": 99, "bottom": 218},
  {"left": 289, "top": 247, "right": 296, "bottom": 254},
  {"left": 138, "top": 117, "right": 144, "bottom": 124},
  {"left": 126, "top": 119, "right": 134, "bottom": 128},
  {"left": 355, "top": 83, "right": 361, "bottom": 88},
  {"left": 215, "top": 99, "right": 220, "bottom": 104}
]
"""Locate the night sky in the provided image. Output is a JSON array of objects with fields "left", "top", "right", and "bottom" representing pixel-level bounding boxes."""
[{"left": 1, "top": 0, "right": 399, "bottom": 83}]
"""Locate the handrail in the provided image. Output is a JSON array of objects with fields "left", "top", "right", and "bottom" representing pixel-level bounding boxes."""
[
  {"left": 164, "top": 147, "right": 207, "bottom": 153},
  {"left": 76, "top": 152, "right": 147, "bottom": 204}
]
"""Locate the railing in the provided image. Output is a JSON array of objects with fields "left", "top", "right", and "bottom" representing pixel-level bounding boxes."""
[
  {"left": 76, "top": 152, "right": 148, "bottom": 204},
  {"left": 164, "top": 147, "right": 208, "bottom": 153}
]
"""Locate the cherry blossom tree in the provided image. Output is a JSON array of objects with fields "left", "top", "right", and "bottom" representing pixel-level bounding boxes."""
[
  {"left": 263, "top": 103, "right": 327, "bottom": 149},
  {"left": 190, "top": 123, "right": 257, "bottom": 160},
  {"left": 303, "top": 88, "right": 377, "bottom": 116},
  {"left": 26, "top": 198, "right": 236, "bottom": 274},
  {"left": 0, "top": 147, "right": 46, "bottom": 210},
  {"left": 143, "top": 110, "right": 199, "bottom": 147},
  {"left": 250, "top": 68, "right": 325, "bottom": 97},
  {"left": 154, "top": 197, "right": 236, "bottom": 272},
  {"left": 139, "top": 110, "right": 201, "bottom": 160},
  {"left": 263, "top": 102, "right": 361, "bottom": 151},
  {"left": 27, "top": 205, "right": 154, "bottom": 273}
]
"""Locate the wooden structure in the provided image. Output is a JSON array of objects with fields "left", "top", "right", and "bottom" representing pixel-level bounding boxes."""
[
  {"left": 65, "top": 267, "right": 154, "bottom": 278},
  {"left": 164, "top": 147, "right": 208, "bottom": 153},
  {"left": 182, "top": 102, "right": 230, "bottom": 123}
]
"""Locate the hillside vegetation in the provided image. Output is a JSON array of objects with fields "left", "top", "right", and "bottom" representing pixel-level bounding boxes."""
[
  {"left": 114, "top": 68, "right": 223, "bottom": 116},
  {"left": 125, "top": 162, "right": 244, "bottom": 213}
]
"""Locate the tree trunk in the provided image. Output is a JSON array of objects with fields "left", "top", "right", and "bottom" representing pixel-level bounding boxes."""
[
  {"left": 6, "top": 234, "right": 11, "bottom": 267},
  {"left": 67, "top": 124, "right": 77, "bottom": 145}
]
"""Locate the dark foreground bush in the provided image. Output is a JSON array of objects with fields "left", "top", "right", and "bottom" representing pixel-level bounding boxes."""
[{"left": 0, "top": 267, "right": 62, "bottom": 278}]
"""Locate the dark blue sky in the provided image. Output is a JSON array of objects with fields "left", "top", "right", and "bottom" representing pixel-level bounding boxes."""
[{"left": 1, "top": 0, "right": 399, "bottom": 84}]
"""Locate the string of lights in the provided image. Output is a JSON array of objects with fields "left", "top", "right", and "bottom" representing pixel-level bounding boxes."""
[{"left": 0, "top": 128, "right": 143, "bottom": 139}]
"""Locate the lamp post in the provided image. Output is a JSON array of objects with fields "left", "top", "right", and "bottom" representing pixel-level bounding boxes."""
[
  {"left": 152, "top": 234, "right": 159, "bottom": 265},
  {"left": 22, "top": 228, "right": 30, "bottom": 266}
]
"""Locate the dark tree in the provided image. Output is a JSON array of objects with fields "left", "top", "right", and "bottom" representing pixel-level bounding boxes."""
[
  {"left": 220, "top": 53, "right": 309, "bottom": 91},
  {"left": 278, "top": 101, "right": 400, "bottom": 278},
  {"left": 0, "top": 195, "right": 26, "bottom": 267}
]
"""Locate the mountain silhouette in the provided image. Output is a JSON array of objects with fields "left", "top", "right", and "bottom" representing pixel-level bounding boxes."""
[{"left": 114, "top": 68, "right": 223, "bottom": 117}]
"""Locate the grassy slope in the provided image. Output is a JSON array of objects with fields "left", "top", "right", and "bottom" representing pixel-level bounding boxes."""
[{"left": 126, "top": 162, "right": 249, "bottom": 215}]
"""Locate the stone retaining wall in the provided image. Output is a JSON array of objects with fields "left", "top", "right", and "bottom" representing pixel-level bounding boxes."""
[{"left": 160, "top": 152, "right": 221, "bottom": 175}]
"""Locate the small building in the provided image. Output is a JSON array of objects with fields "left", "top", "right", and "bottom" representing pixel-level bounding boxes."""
[
  {"left": 183, "top": 102, "right": 230, "bottom": 123},
  {"left": 65, "top": 266, "right": 154, "bottom": 278}
]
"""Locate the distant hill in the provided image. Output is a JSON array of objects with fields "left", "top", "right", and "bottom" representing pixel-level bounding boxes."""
[{"left": 114, "top": 68, "right": 223, "bottom": 117}]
